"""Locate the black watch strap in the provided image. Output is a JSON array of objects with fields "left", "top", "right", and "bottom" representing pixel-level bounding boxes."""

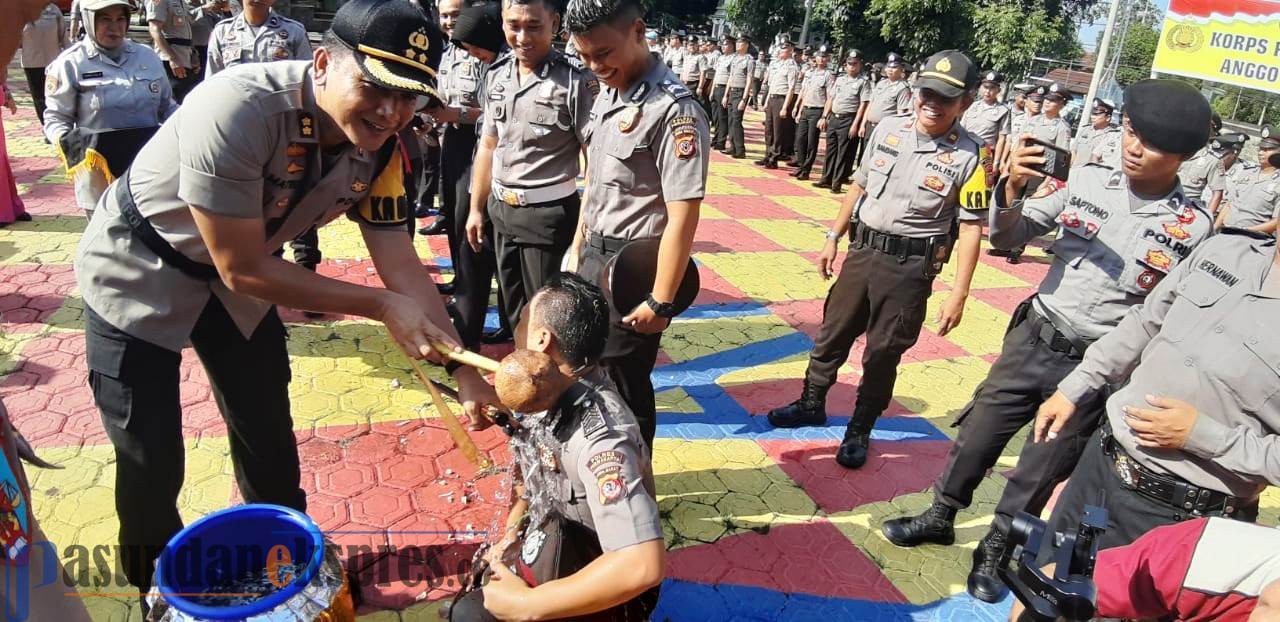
[{"left": 645, "top": 294, "right": 678, "bottom": 318}]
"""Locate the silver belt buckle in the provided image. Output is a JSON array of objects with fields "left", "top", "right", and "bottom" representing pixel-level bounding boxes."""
[{"left": 1114, "top": 453, "right": 1137, "bottom": 488}]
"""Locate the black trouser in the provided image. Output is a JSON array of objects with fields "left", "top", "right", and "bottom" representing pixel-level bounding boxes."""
[
  {"left": 85, "top": 300, "right": 305, "bottom": 594},
  {"left": 934, "top": 302, "right": 1104, "bottom": 534},
  {"left": 818, "top": 113, "right": 859, "bottom": 188},
  {"left": 578, "top": 243, "right": 662, "bottom": 450},
  {"left": 488, "top": 192, "right": 579, "bottom": 332},
  {"left": 710, "top": 84, "right": 728, "bottom": 149},
  {"left": 441, "top": 124, "right": 478, "bottom": 270},
  {"left": 805, "top": 240, "right": 933, "bottom": 427},
  {"left": 765, "top": 95, "right": 794, "bottom": 163},
  {"left": 21, "top": 68, "right": 47, "bottom": 125},
  {"left": 420, "top": 127, "right": 442, "bottom": 216},
  {"left": 684, "top": 80, "right": 704, "bottom": 114},
  {"left": 1039, "top": 429, "right": 1258, "bottom": 563},
  {"left": 163, "top": 60, "right": 198, "bottom": 104},
  {"left": 726, "top": 86, "right": 747, "bottom": 156},
  {"left": 194, "top": 45, "right": 209, "bottom": 80},
  {"left": 288, "top": 225, "right": 321, "bottom": 270},
  {"left": 793, "top": 106, "right": 823, "bottom": 174}
]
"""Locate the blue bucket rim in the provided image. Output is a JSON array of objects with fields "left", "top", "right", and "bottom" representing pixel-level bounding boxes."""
[{"left": 154, "top": 504, "right": 325, "bottom": 619}]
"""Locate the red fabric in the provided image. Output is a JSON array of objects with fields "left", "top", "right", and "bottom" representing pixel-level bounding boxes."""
[
  {"left": 1169, "top": 0, "right": 1280, "bottom": 18},
  {"left": 0, "top": 108, "right": 28, "bottom": 224},
  {"left": 1095, "top": 518, "right": 1258, "bottom": 622}
]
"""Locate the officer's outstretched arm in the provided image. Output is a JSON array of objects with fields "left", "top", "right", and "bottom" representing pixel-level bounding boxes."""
[
  {"left": 990, "top": 136, "right": 1064, "bottom": 249},
  {"left": 485, "top": 540, "right": 665, "bottom": 620}
]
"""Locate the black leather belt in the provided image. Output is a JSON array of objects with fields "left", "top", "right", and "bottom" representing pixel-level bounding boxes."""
[
  {"left": 769, "top": 94, "right": 786, "bottom": 99},
  {"left": 585, "top": 232, "right": 631, "bottom": 255},
  {"left": 1025, "top": 303, "right": 1090, "bottom": 358},
  {"left": 114, "top": 170, "right": 219, "bottom": 281},
  {"left": 1100, "top": 423, "right": 1243, "bottom": 518},
  {"left": 833, "top": 112, "right": 855, "bottom": 118},
  {"left": 164, "top": 37, "right": 193, "bottom": 46},
  {"left": 849, "top": 222, "right": 933, "bottom": 258}
]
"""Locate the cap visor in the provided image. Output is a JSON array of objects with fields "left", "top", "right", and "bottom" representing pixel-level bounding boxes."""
[
  {"left": 1260, "top": 139, "right": 1280, "bottom": 149},
  {"left": 356, "top": 53, "right": 441, "bottom": 100},
  {"left": 915, "top": 76, "right": 965, "bottom": 98}
]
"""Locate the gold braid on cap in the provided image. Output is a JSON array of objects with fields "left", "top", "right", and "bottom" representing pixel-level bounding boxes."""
[
  {"left": 919, "top": 71, "right": 963, "bottom": 87},
  {"left": 361, "top": 56, "right": 441, "bottom": 98},
  {"left": 357, "top": 44, "right": 438, "bottom": 78}
]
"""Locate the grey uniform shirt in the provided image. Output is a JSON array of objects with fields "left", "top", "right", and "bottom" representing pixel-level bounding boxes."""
[
  {"left": 147, "top": 0, "right": 196, "bottom": 68},
  {"left": 1222, "top": 169, "right": 1280, "bottom": 229},
  {"left": 1218, "top": 161, "right": 1259, "bottom": 207},
  {"left": 188, "top": 1, "right": 229, "bottom": 47},
  {"left": 851, "top": 115, "right": 983, "bottom": 237},
  {"left": 555, "top": 370, "right": 662, "bottom": 552},
  {"left": 1178, "top": 147, "right": 1225, "bottom": 202},
  {"left": 75, "top": 61, "right": 406, "bottom": 352},
  {"left": 702, "top": 50, "right": 721, "bottom": 82},
  {"left": 1022, "top": 114, "right": 1071, "bottom": 149},
  {"left": 864, "top": 79, "right": 912, "bottom": 125},
  {"left": 829, "top": 73, "right": 871, "bottom": 115},
  {"left": 1057, "top": 231, "right": 1280, "bottom": 500},
  {"left": 438, "top": 43, "right": 485, "bottom": 112},
  {"left": 960, "top": 99, "right": 1009, "bottom": 148},
  {"left": 19, "top": 4, "right": 67, "bottom": 69},
  {"left": 664, "top": 47, "right": 685, "bottom": 72},
  {"left": 711, "top": 52, "right": 733, "bottom": 87},
  {"left": 752, "top": 59, "right": 768, "bottom": 82},
  {"left": 798, "top": 68, "right": 833, "bottom": 108},
  {"left": 582, "top": 56, "right": 709, "bottom": 241},
  {"left": 481, "top": 50, "right": 594, "bottom": 189},
  {"left": 1091, "top": 129, "right": 1123, "bottom": 169},
  {"left": 991, "top": 164, "right": 1213, "bottom": 341},
  {"left": 765, "top": 58, "right": 798, "bottom": 98},
  {"left": 1006, "top": 110, "right": 1035, "bottom": 141},
  {"left": 1071, "top": 124, "right": 1118, "bottom": 164},
  {"left": 206, "top": 12, "right": 310, "bottom": 75},
  {"left": 725, "top": 53, "right": 754, "bottom": 89},
  {"left": 679, "top": 52, "right": 705, "bottom": 83}
]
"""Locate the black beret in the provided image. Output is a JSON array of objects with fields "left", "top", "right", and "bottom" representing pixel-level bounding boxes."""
[
  {"left": 332, "top": 0, "right": 444, "bottom": 99},
  {"left": 452, "top": 2, "right": 504, "bottom": 56},
  {"left": 1123, "top": 79, "right": 1212, "bottom": 155},
  {"left": 1212, "top": 132, "right": 1248, "bottom": 152}
]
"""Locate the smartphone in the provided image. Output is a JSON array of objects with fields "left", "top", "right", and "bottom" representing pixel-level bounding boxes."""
[{"left": 1025, "top": 137, "right": 1071, "bottom": 182}]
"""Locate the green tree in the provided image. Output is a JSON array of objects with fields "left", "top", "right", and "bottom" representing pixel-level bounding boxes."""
[
  {"left": 1113, "top": 22, "right": 1159, "bottom": 87},
  {"left": 645, "top": 0, "right": 720, "bottom": 32},
  {"left": 970, "top": 0, "right": 1080, "bottom": 79},
  {"left": 725, "top": 0, "right": 804, "bottom": 46},
  {"left": 813, "top": 0, "right": 890, "bottom": 58},
  {"left": 865, "top": 0, "right": 976, "bottom": 59}
]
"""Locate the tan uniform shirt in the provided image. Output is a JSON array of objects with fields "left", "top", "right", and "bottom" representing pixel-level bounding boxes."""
[
  {"left": 991, "top": 164, "right": 1213, "bottom": 341},
  {"left": 206, "top": 11, "right": 310, "bottom": 75},
  {"left": 960, "top": 99, "right": 1009, "bottom": 148},
  {"left": 851, "top": 115, "right": 983, "bottom": 237},
  {"left": 1022, "top": 114, "right": 1071, "bottom": 150},
  {"left": 711, "top": 52, "right": 733, "bottom": 87},
  {"left": 725, "top": 53, "right": 754, "bottom": 88},
  {"left": 702, "top": 50, "right": 721, "bottom": 82},
  {"left": 829, "top": 73, "right": 871, "bottom": 115},
  {"left": 1178, "top": 147, "right": 1225, "bottom": 202},
  {"left": 1091, "top": 128, "right": 1123, "bottom": 169},
  {"left": 19, "top": 3, "right": 67, "bottom": 69},
  {"left": 864, "top": 78, "right": 912, "bottom": 125},
  {"left": 798, "top": 67, "right": 833, "bottom": 108},
  {"left": 438, "top": 42, "right": 485, "bottom": 111},
  {"left": 582, "top": 55, "right": 709, "bottom": 241},
  {"left": 765, "top": 58, "right": 798, "bottom": 98},
  {"left": 146, "top": 0, "right": 196, "bottom": 68},
  {"left": 1222, "top": 168, "right": 1280, "bottom": 229},
  {"left": 75, "top": 61, "right": 407, "bottom": 352},
  {"left": 481, "top": 50, "right": 594, "bottom": 189},
  {"left": 1057, "top": 230, "right": 1280, "bottom": 500},
  {"left": 1071, "top": 124, "right": 1118, "bottom": 164},
  {"left": 679, "top": 52, "right": 705, "bottom": 83}
]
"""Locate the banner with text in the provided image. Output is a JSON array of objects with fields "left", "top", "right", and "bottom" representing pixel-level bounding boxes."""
[{"left": 1152, "top": 0, "right": 1280, "bottom": 94}]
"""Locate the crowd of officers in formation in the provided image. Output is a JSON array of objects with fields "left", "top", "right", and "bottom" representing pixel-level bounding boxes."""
[{"left": 11, "top": 0, "right": 1280, "bottom": 618}]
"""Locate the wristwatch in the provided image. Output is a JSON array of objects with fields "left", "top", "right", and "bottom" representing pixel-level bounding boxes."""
[
  {"left": 824, "top": 229, "right": 840, "bottom": 241},
  {"left": 645, "top": 294, "right": 678, "bottom": 318}
]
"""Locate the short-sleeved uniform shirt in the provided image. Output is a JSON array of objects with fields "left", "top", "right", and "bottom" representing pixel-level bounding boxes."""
[
  {"left": 146, "top": 0, "right": 196, "bottom": 68},
  {"left": 74, "top": 61, "right": 408, "bottom": 352},
  {"left": 1022, "top": 113, "right": 1071, "bottom": 149},
  {"left": 555, "top": 370, "right": 662, "bottom": 552},
  {"left": 702, "top": 50, "right": 721, "bottom": 82},
  {"left": 582, "top": 55, "right": 710, "bottom": 241},
  {"left": 664, "top": 46, "right": 685, "bottom": 72},
  {"left": 711, "top": 51, "right": 733, "bottom": 87},
  {"left": 990, "top": 164, "right": 1213, "bottom": 340},
  {"left": 1072, "top": 123, "right": 1118, "bottom": 164},
  {"left": 437, "top": 42, "right": 486, "bottom": 112},
  {"left": 481, "top": 50, "right": 594, "bottom": 189},
  {"left": 864, "top": 78, "right": 912, "bottom": 125},
  {"left": 679, "top": 51, "right": 705, "bottom": 83},
  {"left": 206, "top": 11, "right": 310, "bottom": 75},
  {"left": 19, "top": 3, "right": 66, "bottom": 69},
  {"left": 797, "top": 67, "right": 833, "bottom": 108},
  {"left": 1217, "top": 160, "right": 1259, "bottom": 207},
  {"left": 1006, "top": 110, "right": 1036, "bottom": 141},
  {"left": 1178, "top": 147, "right": 1225, "bottom": 202},
  {"left": 765, "top": 58, "right": 798, "bottom": 98},
  {"left": 851, "top": 114, "right": 983, "bottom": 237},
  {"left": 725, "top": 53, "right": 754, "bottom": 89},
  {"left": 1222, "top": 168, "right": 1280, "bottom": 229},
  {"left": 829, "top": 73, "right": 871, "bottom": 115},
  {"left": 960, "top": 99, "right": 1009, "bottom": 148},
  {"left": 1090, "top": 128, "right": 1123, "bottom": 168}
]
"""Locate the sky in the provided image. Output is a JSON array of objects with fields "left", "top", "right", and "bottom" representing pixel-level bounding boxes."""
[{"left": 1077, "top": 0, "right": 1171, "bottom": 52}]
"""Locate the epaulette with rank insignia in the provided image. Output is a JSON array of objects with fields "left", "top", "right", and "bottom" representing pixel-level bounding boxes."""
[{"left": 660, "top": 79, "right": 691, "bottom": 100}]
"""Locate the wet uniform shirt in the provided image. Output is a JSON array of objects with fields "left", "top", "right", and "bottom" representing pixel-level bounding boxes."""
[
  {"left": 206, "top": 11, "right": 310, "bottom": 74},
  {"left": 146, "top": 0, "right": 196, "bottom": 68},
  {"left": 19, "top": 3, "right": 67, "bottom": 69},
  {"left": 960, "top": 99, "right": 1009, "bottom": 148},
  {"left": 764, "top": 57, "right": 798, "bottom": 98},
  {"left": 1222, "top": 169, "right": 1280, "bottom": 229},
  {"left": 1057, "top": 230, "right": 1280, "bottom": 500},
  {"left": 554, "top": 369, "right": 662, "bottom": 551},
  {"left": 991, "top": 164, "right": 1213, "bottom": 340},
  {"left": 797, "top": 67, "right": 833, "bottom": 108},
  {"left": 1072, "top": 123, "right": 1119, "bottom": 164},
  {"left": 863, "top": 78, "right": 912, "bottom": 125},
  {"left": 74, "top": 61, "right": 408, "bottom": 352},
  {"left": 582, "top": 55, "right": 709, "bottom": 241},
  {"left": 829, "top": 73, "right": 871, "bottom": 115},
  {"left": 851, "top": 114, "right": 983, "bottom": 237},
  {"left": 1178, "top": 147, "right": 1225, "bottom": 202},
  {"left": 481, "top": 49, "right": 594, "bottom": 188}
]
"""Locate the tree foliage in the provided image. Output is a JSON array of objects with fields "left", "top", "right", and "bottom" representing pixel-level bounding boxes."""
[
  {"left": 865, "top": 0, "right": 974, "bottom": 60},
  {"left": 724, "top": 0, "right": 805, "bottom": 46},
  {"left": 644, "top": 0, "right": 721, "bottom": 32},
  {"left": 970, "top": 0, "right": 1080, "bottom": 79},
  {"left": 1113, "top": 21, "right": 1158, "bottom": 87}
]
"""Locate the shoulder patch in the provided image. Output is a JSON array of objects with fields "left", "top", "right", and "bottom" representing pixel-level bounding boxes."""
[
  {"left": 662, "top": 80, "right": 692, "bottom": 99},
  {"left": 579, "top": 395, "right": 613, "bottom": 440}
]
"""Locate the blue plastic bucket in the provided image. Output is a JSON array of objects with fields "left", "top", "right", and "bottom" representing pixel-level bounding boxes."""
[{"left": 154, "top": 504, "right": 325, "bottom": 620}]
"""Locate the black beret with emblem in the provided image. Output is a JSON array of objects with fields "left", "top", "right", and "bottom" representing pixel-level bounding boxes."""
[
  {"left": 1260, "top": 125, "right": 1279, "bottom": 149},
  {"left": 980, "top": 70, "right": 1002, "bottom": 85},
  {"left": 452, "top": 1, "right": 503, "bottom": 55},
  {"left": 914, "top": 49, "right": 979, "bottom": 98},
  {"left": 1211, "top": 132, "right": 1248, "bottom": 152},
  {"left": 1044, "top": 82, "right": 1070, "bottom": 101},
  {"left": 845, "top": 49, "right": 862, "bottom": 62},
  {"left": 1025, "top": 85, "right": 1045, "bottom": 100},
  {"left": 331, "top": 0, "right": 444, "bottom": 99},
  {"left": 885, "top": 52, "right": 904, "bottom": 67},
  {"left": 1092, "top": 97, "right": 1116, "bottom": 113},
  {"left": 1123, "top": 79, "right": 1212, "bottom": 155}
]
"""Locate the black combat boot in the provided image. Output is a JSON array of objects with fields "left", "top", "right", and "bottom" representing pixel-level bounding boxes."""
[
  {"left": 765, "top": 381, "right": 828, "bottom": 428},
  {"left": 835, "top": 406, "right": 879, "bottom": 469},
  {"left": 967, "top": 527, "right": 1009, "bottom": 603},
  {"left": 881, "top": 498, "right": 957, "bottom": 547}
]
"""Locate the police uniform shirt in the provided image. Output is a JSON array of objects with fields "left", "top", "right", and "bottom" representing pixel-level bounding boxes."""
[
  {"left": 481, "top": 49, "right": 594, "bottom": 188},
  {"left": 438, "top": 42, "right": 485, "bottom": 111},
  {"left": 864, "top": 78, "right": 912, "bottom": 125},
  {"left": 74, "top": 61, "right": 407, "bottom": 352},
  {"left": 960, "top": 99, "right": 1009, "bottom": 147},
  {"left": 582, "top": 55, "right": 709, "bottom": 240},
  {"left": 679, "top": 51, "right": 705, "bottom": 83},
  {"left": 702, "top": 49, "right": 721, "bottom": 82},
  {"left": 1217, "top": 160, "right": 1259, "bottom": 207},
  {"left": 752, "top": 59, "right": 768, "bottom": 82},
  {"left": 1222, "top": 169, "right": 1280, "bottom": 229},
  {"left": 798, "top": 67, "right": 833, "bottom": 108},
  {"left": 1006, "top": 110, "right": 1035, "bottom": 141},
  {"left": 1022, "top": 113, "right": 1071, "bottom": 149},
  {"left": 1056, "top": 230, "right": 1280, "bottom": 500},
  {"left": 829, "top": 73, "right": 871, "bottom": 115},
  {"left": 851, "top": 114, "right": 983, "bottom": 237},
  {"left": 43, "top": 40, "right": 178, "bottom": 144},
  {"left": 726, "top": 53, "right": 754, "bottom": 89},
  {"left": 19, "top": 3, "right": 66, "bottom": 69},
  {"left": 556, "top": 370, "right": 662, "bottom": 551},
  {"left": 711, "top": 51, "right": 733, "bottom": 86},
  {"left": 146, "top": 0, "right": 196, "bottom": 67},
  {"left": 1178, "top": 147, "right": 1225, "bottom": 202},
  {"left": 188, "top": 0, "right": 227, "bottom": 48},
  {"left": 206, "top": 11, "right": 310, "bottom": 75},
  {"left": 765, "top": 57, "right": 798, "bottom": 98},
  {"left": 991, "top": 164, "right": 1213, "bottom": 340},
  {"left": 1071, "top": 123, "right": 1118, "bottom": 164},
  {"left": 1091, "top": 129, "right": 1123, "bottom": 168},
  {"left": 665, "top": 46, "right": 685, "bottom": 72}
]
